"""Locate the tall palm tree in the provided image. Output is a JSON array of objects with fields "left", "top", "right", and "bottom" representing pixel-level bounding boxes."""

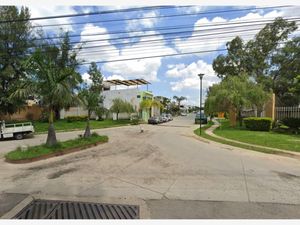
[
  {"left": 173, "top": 96, "right": 187, "bottom": 108},
  {"left": 11, "top": 37, "right": 82, "bottom": 146},
  {"left": 79, "top": 89, "right": 101, "bottom": 138}
]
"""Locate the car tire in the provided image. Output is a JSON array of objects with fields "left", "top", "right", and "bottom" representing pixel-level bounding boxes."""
[{"left": 14, "top": 133, "right": 23, "bottom": 140}]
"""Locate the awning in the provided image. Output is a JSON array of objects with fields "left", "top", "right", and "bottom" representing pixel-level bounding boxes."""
[{"left": 104, "top": 79, "right": 150, "bottom": 86}]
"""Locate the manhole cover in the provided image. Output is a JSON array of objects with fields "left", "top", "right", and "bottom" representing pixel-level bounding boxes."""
[{"left": 13, "top": 199, "right": 139, "bottom": 219}]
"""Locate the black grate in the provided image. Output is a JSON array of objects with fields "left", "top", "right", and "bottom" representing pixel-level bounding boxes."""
[{"left": 13, "top": 199, "right": 139, "bottom": 219}]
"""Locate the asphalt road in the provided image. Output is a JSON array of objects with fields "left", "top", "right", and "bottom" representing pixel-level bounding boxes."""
[{"left": 1, "top": 114, "right": 300, "bottom": 218}]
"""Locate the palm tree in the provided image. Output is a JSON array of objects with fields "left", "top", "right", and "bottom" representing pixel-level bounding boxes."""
[
  {"left": 173, "top": 96, "right": 187, "bottom": 108},
  {"left": 11, "top": 35, "right": 82, "bottom": 146},
  {"left": 79, "top": 62, "right": 104, "bottom": 138},
  {"left": 79, "top": 89, "right": 100, "bottom": 138}
]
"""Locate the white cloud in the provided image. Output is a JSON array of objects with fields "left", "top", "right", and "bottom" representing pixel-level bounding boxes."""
[
  {"left": 105, "top": 74, "right": 125, "bottom": 80},
  {"left": 77, "top": 23, "right": 119, "bottom": 62},
  {"left": 126, "top": 10, "right": 159, "bottom": 31},
  {"left": 176, "top": 6, "right": 207, "bottom": 14},
  {"left": 77, "top": 23, "right": 176, "bottom": 82},
  {"left": 166, "top": 60, "right": 220, "bottom": 92},
  {"left": 82, "top": 72, "right": 92, "bottom": 85},
  {"left": 172, "top": 9, "right": 287, "bottom": 58},
  {"left": 27, "top": 5, "right": 76, "bottom": 32}
]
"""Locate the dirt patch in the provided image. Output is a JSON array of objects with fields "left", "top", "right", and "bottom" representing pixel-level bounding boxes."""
[
  {"left": 273, "top": 171, "right": 300, "bottom": 180},
  {"left": 47, "top": 168, "right": 78, "bottom": 179}
]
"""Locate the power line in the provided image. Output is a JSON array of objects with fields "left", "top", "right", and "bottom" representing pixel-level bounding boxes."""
[
  {"left": 26, "top": 5, "right": 292, "bottom": 28},
  {"left": 32, "top": 17, "right": 300, "bottom": 41},
  {"left": 76, "top": 39, "right": 292, "bottom": 57},
  {"left": 0, "top": 5, "right": 180, "bottom": 23},
  {"left": 4, "top": 22, "right": 298, "bottom": 57},
  {"left": 77, "top": 48, "right": 229, "bottom": 65}
]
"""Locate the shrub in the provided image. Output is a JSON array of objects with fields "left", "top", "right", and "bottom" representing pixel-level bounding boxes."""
[
  {"left": 66, "top": 116, "right": 88, "bottom": 122},
  {"left": 282, "top": 118, "right": 300, "bottom": 130},
  {"left": 243, "top": 117, "right": 272, "bottom": 131},
  {"left": 130, "top": 114, "right": 140, "bottom": 125}
]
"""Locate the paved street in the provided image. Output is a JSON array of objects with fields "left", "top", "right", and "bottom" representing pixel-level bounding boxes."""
[{"left": 1, "top": 115, "right": 300, "bottom": 218}]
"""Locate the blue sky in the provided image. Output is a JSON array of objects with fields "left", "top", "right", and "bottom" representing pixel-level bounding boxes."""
[{"left": 27, "top": 5, "right": 300, "bottom": 106}]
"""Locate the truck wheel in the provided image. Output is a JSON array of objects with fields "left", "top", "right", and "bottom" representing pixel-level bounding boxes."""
[{"left": 14, "top": 133, "right": 23, "bottom": 140}]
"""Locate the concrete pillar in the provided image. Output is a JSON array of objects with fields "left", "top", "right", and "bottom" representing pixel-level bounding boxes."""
[{"left": 264, "top": 93, "right": 276, "bottom": 120}]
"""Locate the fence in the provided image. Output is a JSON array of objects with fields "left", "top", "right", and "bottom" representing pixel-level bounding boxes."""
[{"left": 275, "top": 106, "right": 300, "bottom": 120}]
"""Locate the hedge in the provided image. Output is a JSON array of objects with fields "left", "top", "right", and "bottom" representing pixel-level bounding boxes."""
[
  {"left": 282, "top": 118, "right": 300, "bottom": 130},
  {"left": 66, "top": 116, "right": 88, "bottom": 122},
  {"left": 243, "top": 117, "right": 272, "bottom": 131}
]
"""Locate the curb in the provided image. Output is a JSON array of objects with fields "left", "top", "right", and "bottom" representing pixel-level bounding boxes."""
[
  {"left": 202, "top": 124, "right": 300, "bottom": 160},
  {"left": 5, "top": 140, "right": 108, "bottom": 164}
]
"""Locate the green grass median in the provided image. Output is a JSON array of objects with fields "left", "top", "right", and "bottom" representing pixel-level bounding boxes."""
[
  {"left": 33, "top": 119, "right": 131, "bottom": 133},
  {"left": 5, "top": 133, "right": 108, "bottom": 162},
  {"left": 214, "top": 120, "right": 300, "bottom": 152}
]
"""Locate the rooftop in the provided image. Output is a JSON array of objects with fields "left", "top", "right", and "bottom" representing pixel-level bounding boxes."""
[{"left": 103, "top": 79, "right": 150, "bottom": 87}]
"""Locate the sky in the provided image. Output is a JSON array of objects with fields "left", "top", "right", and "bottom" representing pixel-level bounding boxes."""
[{"left": 25, "top": 5, "right": 300, "bottom": 107}]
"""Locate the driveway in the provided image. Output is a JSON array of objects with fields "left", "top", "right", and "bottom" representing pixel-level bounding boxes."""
[{"left": 1, "top": 115, "right": 300, "bottom": 218}]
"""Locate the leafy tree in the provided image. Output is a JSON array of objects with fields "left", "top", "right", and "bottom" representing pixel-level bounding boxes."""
[
  {"left": 0, "top": 6, "right": 33, "bottom": 118},
  {"left": 271, "top": 37, "right": 300, "bottom": 106},
  {"left": 110, "top": 98, "right": 134, "bottom": 120},
  {"left": 173, "top": 96, "right": 187, "bottom": 108},
  {"left": 11, "top": 35, "right": 82, "bottom": 146},
  {"left": 212, "top": 18, "right": 298, "bottom": 106},
  {"left": 213, "top": 36, "right": 247, "bottom": 79},
  {"left": 88, "top": 62, "right": 103, "bottom": 93},
  {"left": 140, "top": 99, "right": 152, "bottom": 110},
  {"left": 79, "top": 62, "right": 104, "bottom": 138},
  {"left": 205, "top": 75, "right": 269, "bottom": 126},
  {"left": 79, "top": 90, "right": 100, "bottom": 138}
]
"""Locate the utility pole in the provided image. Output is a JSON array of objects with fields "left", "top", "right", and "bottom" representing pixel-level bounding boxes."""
[{"left": 198, "top": 73, "right": 204, "bottom": 135}]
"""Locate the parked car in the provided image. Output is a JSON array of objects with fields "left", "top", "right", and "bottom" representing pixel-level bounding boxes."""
[
  {"left": 195, "top": 112, "right": 208, "bottom": 124},
  {"left": 161, "top": 115, "right": 169, "bottom": 122},
  {"left": 180, "top": 112, "right": 187, "bottom": 116},
  {"left": 0, "top": 120, "right": 34, "bottom": 140},
  {"left": 166, "top": 114, "right": 173, "bottom": 121},
  {"left": 158, "top": 116, "right": 165, "bottom": 123},
  {"left": 148, "top": 116, "right": 160, "bottom": 124}
]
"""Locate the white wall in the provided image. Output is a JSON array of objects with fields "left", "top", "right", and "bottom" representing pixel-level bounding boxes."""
[{"left": 102, "top": 88, "right": 141, "bottom": 112}]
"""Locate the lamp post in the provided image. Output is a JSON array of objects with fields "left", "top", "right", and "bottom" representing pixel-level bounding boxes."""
[{"left": 198, "top": 73, "right": 204, "bottom": 135}]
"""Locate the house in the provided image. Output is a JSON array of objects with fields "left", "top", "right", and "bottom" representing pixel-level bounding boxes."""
[{"left": 102, "top": 79, "right": 160, "bottom": 121}]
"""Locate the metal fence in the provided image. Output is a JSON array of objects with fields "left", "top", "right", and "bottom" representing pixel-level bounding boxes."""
[{"left": 275, "top": 106, "right": 300, "bottom": 120}]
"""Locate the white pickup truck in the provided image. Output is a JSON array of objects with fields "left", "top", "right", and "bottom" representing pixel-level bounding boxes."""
[{"left": 0, "top": 121, "right": 35, "bottom": 140}]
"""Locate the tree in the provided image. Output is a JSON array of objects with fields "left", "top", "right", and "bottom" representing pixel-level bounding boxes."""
[
  {"left": 79, "top": 62, "right": 104, "bottom": 138},
  {"left": 11, "top": 34, "right": 82, "bottom": 146},
  {"left": 271, "top": 37, "right": 300, "bottom": 106},
  {"left": 0, "top": 6, "right": 33, "bottom": 118},
  {"left": 173, "top": 96, "right": 187, "bottom": 108},
  {"left": 212, "top": 17, "right": 298, "bottom": 106},
  {"left": 79, "top": 90, "right": 100, "bottom": 138},
  {"left": 204, "top": 75, "right": 269, "bottom": 126},
  {"left": 213, "top": 36, "right": 247, "bottom": 79},
  {"left": 110, "top": 98, "right": 134, "bottom": 120}
]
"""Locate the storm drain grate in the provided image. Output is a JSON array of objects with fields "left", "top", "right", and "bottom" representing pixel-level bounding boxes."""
[{"left": 13, "top": 199, "right": 139, "bottom": 219}]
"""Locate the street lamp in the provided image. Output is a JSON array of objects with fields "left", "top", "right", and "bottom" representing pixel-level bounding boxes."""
[{"left": 198, "top": 73, "right": 204, "bottom": 136}]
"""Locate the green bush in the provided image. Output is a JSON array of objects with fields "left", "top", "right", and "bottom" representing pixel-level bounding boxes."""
[
  {"left": 130, "top": 114, "right": 140, "bottom": 125},
  {"left": 66, "top": 116, "right": 88, "bottom": 122},
  {"left": 243, "top": 117, "right": 272, "bottom": 131},
  {"left": 282, "top": 118, "right": 300, "bottom": 130}
]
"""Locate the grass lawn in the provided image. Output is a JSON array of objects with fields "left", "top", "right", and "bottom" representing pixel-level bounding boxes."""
[
  {"left": 213, "top": 120, "right": 300, "bottom": 152},
  {"left": 33, "top": 119, "right": 131, "bottom": 133},
  {"left": 5, "top": 133, "right": 108, "bottom": 161}
]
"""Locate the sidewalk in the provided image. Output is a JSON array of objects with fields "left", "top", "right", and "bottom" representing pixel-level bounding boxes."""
[{"left": 205, "top": 123, "right": 300, "bottom": 158}]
